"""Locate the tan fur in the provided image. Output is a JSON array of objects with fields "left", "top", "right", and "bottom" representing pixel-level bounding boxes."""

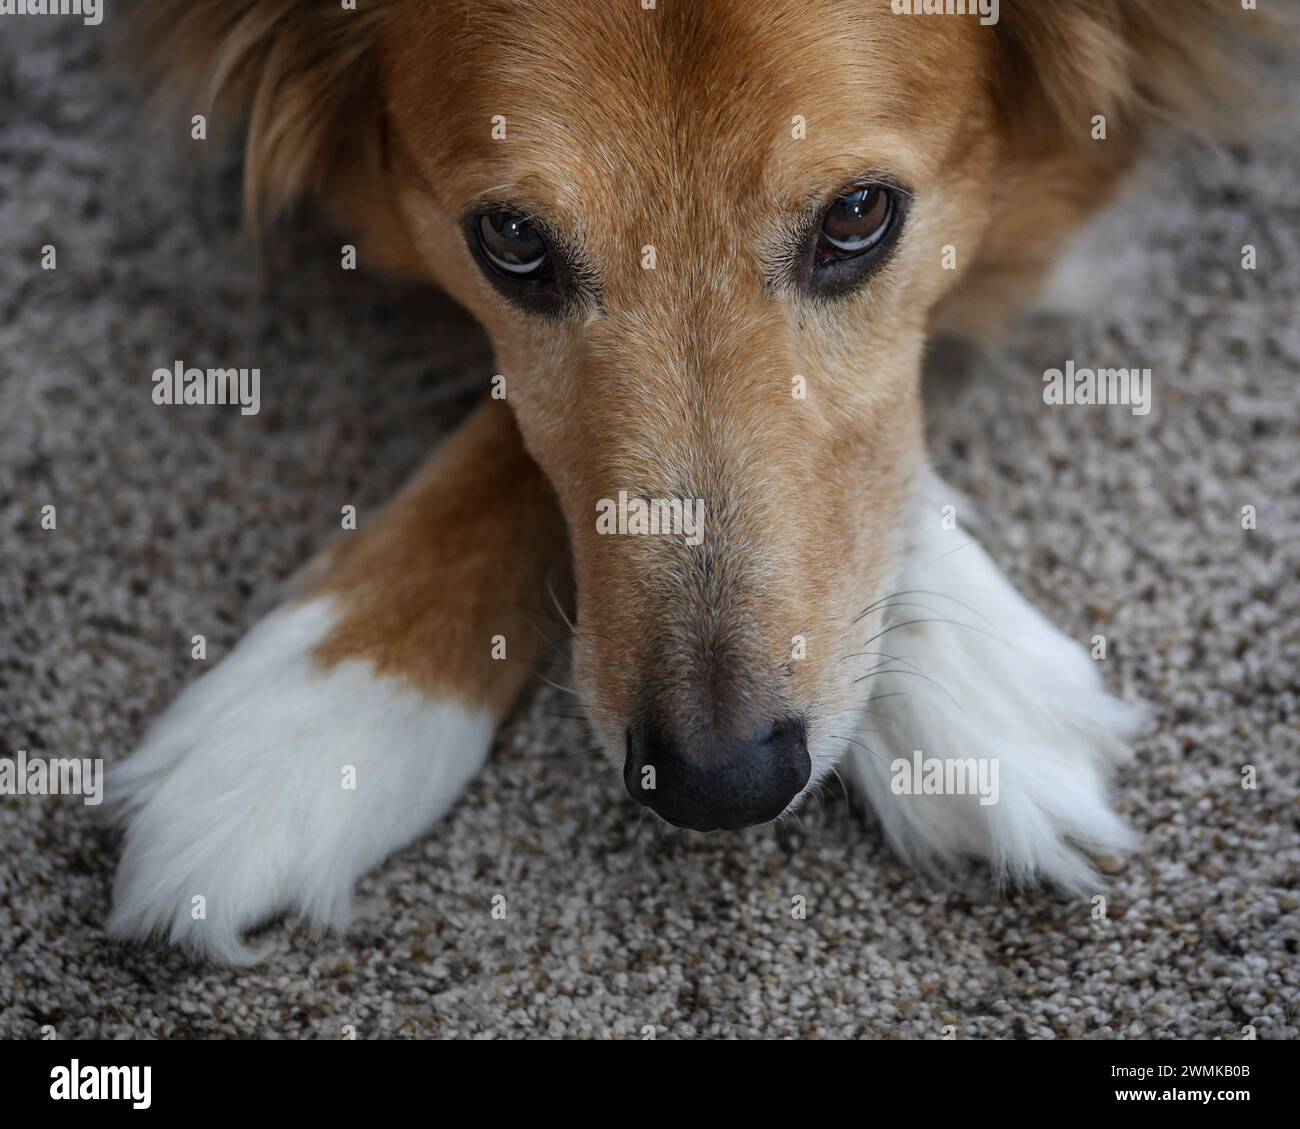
[
  {"left": 129, "top": 0, "right": 406, "bottom": 252},
  {"left": 311, "top": 400, "right": 567, "bottom": 718},
  {"left": 130, "top": 0, "right": 1277, "bottom": 757}
]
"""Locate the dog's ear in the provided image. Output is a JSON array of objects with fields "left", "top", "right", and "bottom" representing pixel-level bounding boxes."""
[
  {"left": 130, "top": 0, "right": 394, "bottom": 231},
  {"left": 992, "top": 0, "right": 1275, "bottom": 160},
  {"left": 934, "top": 0, "right": 1285, "bottom": 341}
]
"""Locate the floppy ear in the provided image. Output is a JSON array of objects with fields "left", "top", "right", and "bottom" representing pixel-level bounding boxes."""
[
  {"left": 992, "top": 0, "right": 1276, "bottom": 160},
  {"left": 934, "top": 0, "right": 1283, "bottom": 340},
  {"left": 131, "top": 0, "right": 395, "bottom": 232}
]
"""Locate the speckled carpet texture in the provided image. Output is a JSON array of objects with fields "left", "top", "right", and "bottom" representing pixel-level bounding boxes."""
[{"left": 2, "top": 19, "right": 1297, "bottom": 1041}]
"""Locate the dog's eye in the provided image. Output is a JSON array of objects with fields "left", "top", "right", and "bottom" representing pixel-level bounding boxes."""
[
  {"left": 818, "top": 187, "right": 892, "bottom": 260},
  {"left": 475, "top": 211, "right": 550, "bottom": 279},
  {"left": 807, "top": 184, "right": 903, "bottom": 297},
  {"left": 466, "top": 208, "right": 570, "bottom": 315}
]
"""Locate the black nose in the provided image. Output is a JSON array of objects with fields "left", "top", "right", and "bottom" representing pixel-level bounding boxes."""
[{"left": 623, "top": 717, "right": 811, "bottom": 831}]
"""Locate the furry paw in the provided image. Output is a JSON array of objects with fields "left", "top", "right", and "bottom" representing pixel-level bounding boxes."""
[
  {"left": 107, "top": 597, "right": 493, "bottom": 964},
  {"left": 847, "top": 470, "right": 1144, "bottom": 890}
]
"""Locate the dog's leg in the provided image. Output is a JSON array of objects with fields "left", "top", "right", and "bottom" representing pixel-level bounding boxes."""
[
  {"left": 842, "top": 468, "right": 1143, "bottom": 891},
  {"left": 108, "top": 400, "right": 564, "bottom": 963}
]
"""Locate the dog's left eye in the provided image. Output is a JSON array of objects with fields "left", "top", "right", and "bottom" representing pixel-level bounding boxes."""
[
  {"left": 818, "top": 187, "right": 892, "bottom": 259},
  {"left": 465, "top": 207, "right": 572, "bottom": 315},
  {"left": 806, "top": 184, "right": 903, "bottom": 296},
  {"left": 473, "top": 211, "right": 551, "bottom": 279}
]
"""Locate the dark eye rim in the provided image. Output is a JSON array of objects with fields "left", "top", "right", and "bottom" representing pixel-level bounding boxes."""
[{"left": 801, "top": 178, "right": 910, "bottom": 299}]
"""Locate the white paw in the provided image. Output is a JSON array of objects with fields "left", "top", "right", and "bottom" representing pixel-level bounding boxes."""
[
  {"left": 845, "top": 470, "right": 1143, "bottom": 891},
  {"left": 107, "top": 597, "right": 493, "bottom": 964}
]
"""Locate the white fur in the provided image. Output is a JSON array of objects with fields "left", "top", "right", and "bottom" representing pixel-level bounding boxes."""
[
  {"left": 841, "top": 469, "right": 1143, "bottom": 891},
  {"left": 108, "top": 597, "right": 493, "bottom": 964}
]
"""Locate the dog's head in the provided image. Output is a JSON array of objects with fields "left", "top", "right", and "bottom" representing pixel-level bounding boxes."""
[
  {"left": 385, "top": 2, "right": 989, "bottom": 831},
  {"left": 145, "top": 0, "right": 1258, "bottom": 831}
]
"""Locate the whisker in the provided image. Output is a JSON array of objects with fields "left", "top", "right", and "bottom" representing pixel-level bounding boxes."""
[
  {"left": 533, "top": 670, "right": 582, "bottom": 697},
  {"left": 850, "top": 664, "right": 961, "bottom": 710},
  {"left": 827, "top": 764, "right": 852, "bottom": 808},
  {"left": 860, "top": 616, "right": 1002, "bottom": 652},
  {"left": 837, "top": 649, "right": 922, "bottom": 672},
  {"left": 909, "top": 538, "right": 979, "bottom": 576},
  {"left": 486, "top": 597, "right": 565, "bottom": 630},
  {"left": 545, "top": 572, "right": 577, "bottom": 635},
  {"left": 549, "top": 744, "right": 606, "bottom": 762},
  {"left": 853, "top": 586, "right": 995, "bottom": 628},
  {"left": 533, "top": 633, "right": 577, "bottom": 661},
  {"left": 853, "top": 598, "right": 952, "bottom": 626},
  {"left": 826, "top": 733, "right": 886, "bottom": 763},
  {"left": 500, "top": 655, "right": 570, "bottom": 673}
]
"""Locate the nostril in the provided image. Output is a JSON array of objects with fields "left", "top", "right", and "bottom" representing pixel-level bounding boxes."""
[
  {"left": 623, "top": 715, "right": 811, "bottom": 832},
  {"left": 765, "top": 716, "right": 806, "bottom": 751}
]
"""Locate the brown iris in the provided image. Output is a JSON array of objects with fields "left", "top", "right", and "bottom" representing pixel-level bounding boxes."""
[{"left": 816, "top": 186, "right": 893, "bottom": 265}]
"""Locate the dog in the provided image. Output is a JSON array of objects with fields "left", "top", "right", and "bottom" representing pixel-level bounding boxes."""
[{"left": 106, "top": 0, "right": 1270, "bottom": 964}]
